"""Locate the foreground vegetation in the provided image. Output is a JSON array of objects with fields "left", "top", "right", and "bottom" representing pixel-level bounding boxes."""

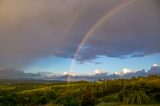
[{"left": 0, "top": 75, "right": 160, "bottom": 106}]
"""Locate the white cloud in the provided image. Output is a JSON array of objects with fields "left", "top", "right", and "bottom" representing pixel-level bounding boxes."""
[
  {"left": 152, "top": 64, "right": 159, "bottom": 67},
  {"left": 116, "top": 68, "right": 134, "bottom": 75},
  {"left": 122, "top": 68, "right": 133, "bottom": 73},
  {"left": 114, "top": 72, "right": 119, "bottom": 75},
  {"left": 63, "top": 71, "right": 76, "bottom": 76},
  {"left": 94, "top": 69, "right": 105, "bottom": 74}
]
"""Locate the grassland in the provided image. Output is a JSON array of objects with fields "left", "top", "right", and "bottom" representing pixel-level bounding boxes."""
[{"left": 0, "top": 75, "right": 160, "bottom": 106}]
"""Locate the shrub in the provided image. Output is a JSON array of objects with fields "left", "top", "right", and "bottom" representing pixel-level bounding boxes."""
[
  {"left": 4, "top": 93, "right": 18, "bottom": 106},
  {"left": 81, "top": 92, "right": 96, "bottom": 106},
  {"left": 37, "top": 96, "right": 48, "bottom": 105},
  {"left": 55, "top": 96, "right": 80, "bottom": 106},
  {"left": 120, "top": 89, "right": 152, "bottom": 104},
  {"left": 155, "top": 93, "right": 160, "bottom": 102}
]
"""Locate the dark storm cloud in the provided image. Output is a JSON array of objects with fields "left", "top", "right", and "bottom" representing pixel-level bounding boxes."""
[
  {"left": 0, "top": 68, "right": 38, "bottom": 79},
  {"left": 0, "top": 0, "right": 127, "bottom": 68},
  {"left": 0, "top": 0, "right": 160, "bottom": 68},
  {"left": 77, "top": 0, "right": 160, "bottom": 61}
]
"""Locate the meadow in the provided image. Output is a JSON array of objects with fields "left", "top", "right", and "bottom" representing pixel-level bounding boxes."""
[{"left": 0, "top": 75, "right": 160, "bottom": 106}]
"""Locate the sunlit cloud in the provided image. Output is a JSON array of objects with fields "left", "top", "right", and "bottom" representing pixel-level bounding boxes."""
[
  {"left": 94, "top": 69, "right": 106, "bottom": 74},
  {"left": 152, "top": 64, "right": 159, "bottom": 67}
]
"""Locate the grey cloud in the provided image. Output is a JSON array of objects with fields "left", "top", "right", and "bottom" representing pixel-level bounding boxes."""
[
  {"left": 0, "top": 68, "right": 37, "bottom": 79},
  {"left": 0, "top": 0, "right": 127, "bottom": 68},
  {"left": 78, "top": 0, "right": 160, "bottom": 61},
  {"left": 0, "top": 0, "right": 160, "bottom": 68}
]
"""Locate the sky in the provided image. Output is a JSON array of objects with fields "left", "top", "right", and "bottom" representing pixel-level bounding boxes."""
[{"left": 0, "top": 0, "right": 160, "bottom": 75}]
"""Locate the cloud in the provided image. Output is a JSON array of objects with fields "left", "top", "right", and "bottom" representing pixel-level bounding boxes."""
[
  {"left": 76, "top": 0, "right": 160, "bottom": 61},
  {"left": 0, "top": 68, "right": 37, "bottom": 79},
  {"left": 152, "top": 64, "right": 159, "bottom": 67},
  {"left": 149, "top": 64, "right": 160, "bottom": 74},
  {"left": 0, "top": 0, "right": 128, "bottom": 68},
  {"left": 0, "top": 64, "right": 159, "bottom": 80},
  {"left": 63, "top": 72, "right": 77, "bottom": 76},
  {"left": 117, "top": 68, "right": 134, "bottom": 76},
  {"left": 0, "top": 0, "right": 159, "bottom": 69},
  {"left": 0, "top": 67, "right": 3, "bottom": 70},
  {"left": 114, "top": 68, "right": 135, "bottom": 76},
  {"left": 94, "top": 69, "right": 106, "bottom": 74}
]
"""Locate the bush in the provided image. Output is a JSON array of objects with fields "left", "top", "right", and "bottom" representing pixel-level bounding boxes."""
[
  {"left": 81, "top": 92, "right": 96, "bottom": 106},
  {"left": 0, "top": 96, "right": 5, "bottom": 103},
  {"left": 4, "top": 93, "right": 18, "bottom": 106},
  {"left": 120, "top": 89, "right": 152, "bottom": 104},
  {"left": 55, "top": 96, "right": 80, "bottom": 106},
  {"left": 37, "top": 96, "right": 47, "bottom": 105},
  {"left": 155, "top": 93, "right": 160, "bottom": 102},
  {"left": 64, "top": 98, "right": 80, "bottom": 106},
  {"left": 103, "top": 96, "right": 118, "bottom": 102}
]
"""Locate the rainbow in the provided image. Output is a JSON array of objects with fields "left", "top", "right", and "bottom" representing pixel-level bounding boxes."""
[{"left": 68, "top": 0, "right": 136, "bottom": 81}]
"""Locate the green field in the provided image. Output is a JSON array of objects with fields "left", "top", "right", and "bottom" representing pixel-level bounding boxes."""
[{"left": 0, "top": 75, "right": 160, "bottom": 106}]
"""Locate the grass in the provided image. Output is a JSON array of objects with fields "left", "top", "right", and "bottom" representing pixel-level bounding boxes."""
[
  {"left": 97, "top": 103, "right": 160, "bottom": 106},
  {"left": 119, "top": 104, "right": 160, "bottom": 106}
]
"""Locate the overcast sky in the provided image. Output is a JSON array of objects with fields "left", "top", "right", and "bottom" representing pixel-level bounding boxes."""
[{"left": 0, "top": 0, "right": 160, "bottom": 75}]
